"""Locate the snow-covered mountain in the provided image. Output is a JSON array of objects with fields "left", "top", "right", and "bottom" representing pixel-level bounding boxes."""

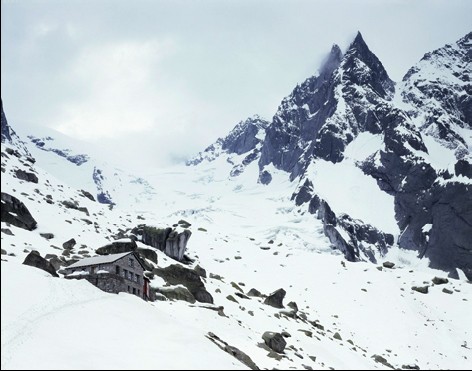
[
  {"left": 2, "top": 31, "right": 472, "bottom": 370},
  {"left": 189, "top": 31, "right": 472, "bottom": 280},
  {"left": 4, "top": 113, "right": 157, "bottom": 207},
  {"left": 400, "top": 32, "right": 472, "bottom": 159}
]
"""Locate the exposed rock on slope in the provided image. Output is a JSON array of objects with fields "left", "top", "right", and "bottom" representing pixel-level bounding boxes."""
[
  {"left": 132, "top": 225, "right": 192, "bottom": 262},
  {"left": 1, "top": 192, "right": 37, "bottom": 231}
]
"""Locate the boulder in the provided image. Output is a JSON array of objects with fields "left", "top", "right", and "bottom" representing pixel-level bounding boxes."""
[
  {"left": 412, "top": 286, "right": 429, "bottom": 294},
  {"left": 383, "top": 261, "right": 395, "bottom": 269},
  {"left": 154, "top": 286, "right": 196, "bottom": 303},
  {"left": 165, "top": 229, "right": 191, "bottom": 262},
  {"left": 134, "top": 225, "right": 192, "bottom": 262},
  {"left": 432, "top": 277, "right": 449, "bottom": 285},
  {"left": 262, "top": 331, "right": 287, "bottom": 353},
  {"left": 264, "top": 288, "right": 286, "bottom": 308},
  {"left": 372, "top": 354, "right": 394, "bottom": 369},
  {"left": 23, "top": 251, "right": 58, "bottom": 277},
  {"left": 1, "top": 228, "right": 13, "bottom": 236},
  {"left": 194, "top": 289, "right": 214, "bottom": 304},
  {"left": 136, "top": 247, "right": 158, "bottom": 264},
  {"left": 247, "top": 288, "right": 263, "bottom": 297},
  {"left": 14, "top": 169, "right": 38, "bottom": 183},
  {"left": 194, "top": 264, "right": 207, "bottom": 278},
  {"left": 178, "top": 219, "right": 192, "bottom": 228},
  {"left": 96, "top": 239, "right": 137, "bottom": 255},
  {"left": 80, "top": 190, "right": 96, "bottom": 202},
  {"left": 61, "top": 200, "right": 79, "bottom": 209},
  {"left": 1, "top": 192, "right": 37, "bottom": 230},
  {"left": 40, "top": 233, "right": 54, "bottom": 240},
  {"left": 62, "top": 238, "right": 76, "bottom": 250},
  {"left": 153, "top": 264, "right": 213, "bottom": 304}
]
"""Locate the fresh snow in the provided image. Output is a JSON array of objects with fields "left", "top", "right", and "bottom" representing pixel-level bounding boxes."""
[
  {"left": 2, "top": 130, "right": 471, "bottom": 370},
  {"left": 304, "top": 132, "right": 398, "bottom": 235}
]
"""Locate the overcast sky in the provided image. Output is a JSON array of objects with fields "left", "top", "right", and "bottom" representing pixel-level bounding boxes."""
[{"left": 1, "top": 0, "right": 471, "bottom": 170}]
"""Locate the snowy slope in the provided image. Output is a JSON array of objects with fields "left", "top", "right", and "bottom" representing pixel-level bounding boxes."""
[
  {"left": 399, "top": 32, "right": 472, "bottom": 160},
  {"left": 15, "top": 124, "right": 157, "bottom": 207},
  {"left": 2, "top": 134, "right": 472, "bottom": 370}
]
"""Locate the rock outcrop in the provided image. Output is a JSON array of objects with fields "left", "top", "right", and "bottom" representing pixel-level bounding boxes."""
[
  {"left": 264, "top": 288, "right": 286, "bottom": 309},
  {"left": 23, "top": 251, "right": 58, "bottom": 277},
  {"left": 262, "top": 331, "right": 287, "bottom": 353},
  {"left": 153, "top": 264, "right": 213, "bottom": 304},
  {"left": 132, "top": 225, "right": 192, "bottom": 262},
  {"left": 1, "top": 192, "right": 37, "bottom": 231},
  {"left": 95, "top": 239, "right": 137, "bottom": 255}
]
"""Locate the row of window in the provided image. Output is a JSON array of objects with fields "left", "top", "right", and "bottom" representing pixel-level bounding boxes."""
[
  {"left": 115, "top": 266, "right": 140, "bottom": 284},
  {"left": 128, "top": 286, "right": 140, "bottom": 296}
]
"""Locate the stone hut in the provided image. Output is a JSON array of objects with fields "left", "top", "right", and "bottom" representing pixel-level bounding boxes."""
[{"left": 64, "top": 251, "right": 150, "bottom": 300}]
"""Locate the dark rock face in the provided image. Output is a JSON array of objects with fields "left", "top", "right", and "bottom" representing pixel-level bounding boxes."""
[
  {"left": 96, "top": 239, "right": 137, "bottom": 255},
  {"left": 247, "top": 288, "right": 263, "bottom": 297},
  {"left": 221, "top": 116, "right": 269, "bottom": 155},
  {"left": 132, "top": 225, "right": 191, "bottom": 262},
  {"left": 136, "top": 247, "right": 158, "bottom": 264},
  {"left": 1, "top": 99, "right": 12, "bottom": 142},
  {"left": 260, "top": 32, "right": 395, "bottom": 182},
  {"left": 262, "top": 331, "right": 287, "bottom": 353},
  {"left": 432, "top": 277, "right": 449, "bottom": 285},
  {"left": 401, "top": 32, "right": 472, "bottom": 157},
  {"left": 28, "top": 135, "right": 89, "bottom": 166},
  {"left": 62, "top": 238, "right": 77, "bottom": 250},
  {"left": 455, "top": 159, "right": 472, "bottom": 178},
  {"left": 14, "top": 169, "right": 39, "bottom": 183},
  {"left": 307, "top": 194, "right": 393, "bottom": 262},
  {"left": 187, "top": 32, "right": 471, "bottom": 278},
  {"left": 23, "top": 251, "right": 59, "bottom": 277},
  {"left": 258, "top": 170, "right": 272, "bottom": 185},
  {"left": 264, "top": 288, "right": 286, "bottom": 308},
  {"left": 80, "top": 190, "right": 96, "bottom": 202},
  {"left": 259, "top": 44, "right": 343, "bottom": 180},
  {"left": 154, "top": 286, "right": 195, "bottom": 303},
  {"left": 193, "top": 264, "right": 207, "bottom": 278},
  {"left": 153, "top": 264, "right": 213, "bottom": 304},
  {"left": 1, "top": 192, "right": 37, "bottom": 230},
  {"left": 92, "top": 167, "right": 114, "bottom": 205},
  {"left": 396, "top": 181, "right": 472, "bottom": 280},
  {"left": 187, "top": 115, "right": 269, "bottom": 167},
  {"left": 412, "top": 286, "right": 429, "bottom": 294}
]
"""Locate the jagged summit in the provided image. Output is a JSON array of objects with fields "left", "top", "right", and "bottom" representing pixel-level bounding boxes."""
[
  {"left": 342, "top": 31, "right": 395, "bottom": 99},
  {"left": 186, "top": 115, "right": 270, "bottom": 167}
]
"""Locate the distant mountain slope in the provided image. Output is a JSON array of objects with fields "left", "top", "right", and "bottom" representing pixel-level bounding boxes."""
[{"left": 189, "top": 31, "right": 472, "bottom": 279}]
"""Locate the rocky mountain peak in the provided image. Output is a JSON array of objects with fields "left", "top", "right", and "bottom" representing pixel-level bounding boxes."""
[
  {"left": 400, "top": 31, "right": 471, "bottom": 158},
  {"left": 221, "top": 115, "right": 269, "bottom": 155},
  {"left": 341, "top": 31, "right": 395, "bottom": 99}
]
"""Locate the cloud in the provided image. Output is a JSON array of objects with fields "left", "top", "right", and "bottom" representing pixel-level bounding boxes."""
[
  {"left": 54, "top": 38, "right": 177, "bottom": 139},
  {"left": 2, "top": 0, "right": 472, "bottom": 169}
]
